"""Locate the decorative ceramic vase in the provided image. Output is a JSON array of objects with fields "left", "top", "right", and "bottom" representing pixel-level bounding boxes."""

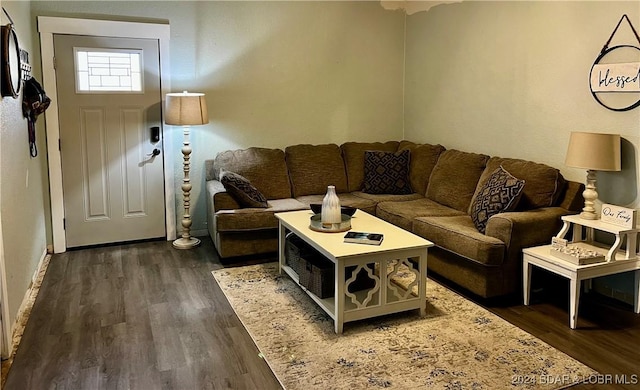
[{"left": 321, "top": 185, "right": 341, "bottom": 227}]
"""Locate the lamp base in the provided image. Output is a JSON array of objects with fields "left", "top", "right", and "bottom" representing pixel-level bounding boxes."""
[
  {"left": 173, "top": 236, "right": 201, "bottom": 250},
  {"left": 579, "top": 170, "right": 599, "bottom": 221},
  {"left": 579, "top": 211, "right": 598, "bottom": 220}
]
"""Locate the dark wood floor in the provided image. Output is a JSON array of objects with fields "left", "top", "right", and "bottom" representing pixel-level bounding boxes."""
[
  {"left": 3, "top": 237, "right": 639, "bottom": 389},
  {"left": 480, "top": 268, "right": 640, "bottom": 390},
  {"left": 4, "top": 238, "right": 281, "bottom": 389}
]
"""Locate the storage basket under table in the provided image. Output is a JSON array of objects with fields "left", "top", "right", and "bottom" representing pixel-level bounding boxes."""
[
  {"left": 285, "top": 232, "right": 375, "bottom": 299},
  {"left": 299, "top": 254, "right": 334, "bottom": 298}
]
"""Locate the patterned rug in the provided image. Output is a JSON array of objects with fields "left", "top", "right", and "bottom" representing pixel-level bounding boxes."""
[{"left": 212, "top": 263, "right": 596, "bottom": 389}]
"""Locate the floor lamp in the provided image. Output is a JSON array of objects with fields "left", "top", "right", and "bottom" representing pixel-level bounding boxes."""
[
  {"left": 565, "top": 131, "right": 621, "bottom": 220},
  {"left": 165, "top": 91, "right": 209, "bottom": 249}
]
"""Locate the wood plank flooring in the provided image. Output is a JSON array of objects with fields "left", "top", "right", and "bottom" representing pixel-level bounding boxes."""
[
  {"left": 3, "top": 238, "right": 639, "bottom": 389},
  {"left": 477, "top": 268, "right": 640, "bottom": 390},
  {"left": 4, "top": 238, "right": 281, "bottom": 389}
]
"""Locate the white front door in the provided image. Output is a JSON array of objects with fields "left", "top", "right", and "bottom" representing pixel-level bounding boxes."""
[{"left": 54, "top": 35, "right": 165, "bottom": 248}]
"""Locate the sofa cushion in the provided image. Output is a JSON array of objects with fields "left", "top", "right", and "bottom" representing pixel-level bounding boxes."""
[
  {"left": 473, "top": 157, "right": 565, "bottom": 211},
  {"left": 351, "top": 191, "right": 424, "bottom": 203},
  {"left": 213, "top": 147, "right": 292, "bottom": 200},
  {"left": 285, "top": 144, "right": 348, "bottom": 197},
  {"left": 470, "top": 166, "right": 525, "bottom": 233},
  {"left": 376, "top": 198, "right": 465, "bottom": 231},
  {"left": 412, "top": 215, "right": 505, "bottom": 266},
  {"left": 220, "top": 170, "right": 269, "bottom": 208},
  {"left": 341, "top": 141, "right": 399, "bottom": 192},
  {"left": 398, "top": 141, "right": 446, "bottom": 195},
  {"left": 214, "top": 230, "right": 279, "bottom": 259},
  {"left": 295, "top": 193, "right": 378, "bottom": 215},
  {"left": 426, "top": 149, "right": 489, "bottom": 212},
  {"left": 363, "top": 150, "right": 412, "bottom": 195},
  {"left": 215, "top": 198, "right": 307, "bottom": 232}
]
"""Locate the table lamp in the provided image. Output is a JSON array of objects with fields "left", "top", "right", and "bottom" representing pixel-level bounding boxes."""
[
  {"left": 565, "top": 131, "right": 621, "bottom": 220},
  {"left": 165, "top": 91, "right": 209, "bottom": 249}
]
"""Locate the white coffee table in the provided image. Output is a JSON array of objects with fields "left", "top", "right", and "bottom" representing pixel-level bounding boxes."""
[{"left": 276, "top": 209, "right": 433, "bottom": 334}]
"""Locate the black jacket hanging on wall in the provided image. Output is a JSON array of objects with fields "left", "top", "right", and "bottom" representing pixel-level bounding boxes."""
[{"left": 22, "top": 77, "right": 50, "bottom": 157}]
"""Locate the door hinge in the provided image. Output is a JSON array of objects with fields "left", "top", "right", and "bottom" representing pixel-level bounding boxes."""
[
  {"left": 53, "top": 56, "right": 56, "bottom": 69},
  {"left": 63, "top": 218, "right": 66, "bottom": 230},
  {"left": 58, "top": 138, "right": 61, "bottom": 151}
]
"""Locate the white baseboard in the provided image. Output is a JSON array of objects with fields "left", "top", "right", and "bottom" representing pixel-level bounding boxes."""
[
  {"left": 191, "top": 228, "right": 209, "bottom": 238},
  {"left": 7, "top": 249, "right": 51, "bottom": 358},
  {"left": 168, "top": 229, "right": 209, "bottom": 241},
  {"left": 592, "top": 284, "right": 634, "bottom": 306}
]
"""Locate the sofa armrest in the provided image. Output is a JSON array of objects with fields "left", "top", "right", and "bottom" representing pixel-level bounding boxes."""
[
  {"left": 485, "top": 207, "right": 572, "bottom": 250},
  {"left": 206, "top": 180, "right": 241, "bottom": 211},
  {"left": 557, "top": 180, "right": 585, "bottom": 212},
  {"left": 484, "top": 207, "right": 575, "bottom": 295}
]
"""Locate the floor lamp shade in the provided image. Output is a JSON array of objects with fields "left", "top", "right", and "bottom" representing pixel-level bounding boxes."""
[
  {"left": 165, "top": 92, "right": 209, "bottom": 126},
  {"left": 565, "top": 132, "right": 621, "bottom": 220},
  {"left": 165, "top": 91, "right": 209, "bottom": 249}
]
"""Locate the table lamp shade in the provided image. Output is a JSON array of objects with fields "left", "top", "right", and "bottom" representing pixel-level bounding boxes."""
[
  {"left": 565, "top": 132, "right": 621, "bottom": 171},
  {"left": 165, "top": 92, "right": 209, "bottom": 126}
]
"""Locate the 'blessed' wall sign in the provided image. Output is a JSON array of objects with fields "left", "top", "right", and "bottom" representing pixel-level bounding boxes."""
[
  {"left": 590, "top": 62, "right": 640, "bottom": 92},
  {"left": 589, "top": 14, "right": 640, "bottom": 111}
]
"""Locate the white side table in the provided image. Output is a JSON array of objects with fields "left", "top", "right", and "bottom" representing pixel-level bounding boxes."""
[
  {"left": 523, "top": 215, "right": 640, "bottom": 329},
  {"left": 556, "top": 215, "right": 638, "bottom": 261}
]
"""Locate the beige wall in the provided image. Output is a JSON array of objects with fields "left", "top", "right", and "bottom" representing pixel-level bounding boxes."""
[
  {"left": 0, "top": 1, "right": 49, "bottom": 332},
  {"left": 31, "top": 1, "right": 406, "bottom": 235},
  {"left": 9, "top": 1, "right": 640, "bottom": 306},
  {"left": 404, "top": 1, "right": 640, "bottom": 300},
  {"left": 405, "top": 1, "right": 640, "bottom": 207}
]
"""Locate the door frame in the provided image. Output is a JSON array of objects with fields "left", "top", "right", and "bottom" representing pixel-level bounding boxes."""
[
  {"left": 38, "top": 17, "right": 175, "bottom": 253},
  {"left": 0, "top": 207, "right": 10, "bottom": 359}
]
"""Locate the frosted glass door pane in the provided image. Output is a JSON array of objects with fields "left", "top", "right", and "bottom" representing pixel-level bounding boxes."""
[{"left": 74, "top": 48, "right": 143, "bottom": 93}]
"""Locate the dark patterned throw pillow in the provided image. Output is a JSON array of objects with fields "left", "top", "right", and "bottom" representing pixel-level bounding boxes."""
[
  {"left": 220, "top": 170, "right": 269, "bottom": 208},
  {"left": 471, "top": 166, "right": 525, "bottom": 233},
  {"left": 362, "top": 150, "right": 412, "bottom": 195}
]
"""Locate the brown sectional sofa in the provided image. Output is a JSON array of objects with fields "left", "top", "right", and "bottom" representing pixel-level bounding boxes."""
[{"left": 205, "top": 140, "right": 584, "bottom": 298}]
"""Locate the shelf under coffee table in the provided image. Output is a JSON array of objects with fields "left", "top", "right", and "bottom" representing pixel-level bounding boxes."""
[{"left": 276, "top": 209, "right": 434, "bottom": 334}]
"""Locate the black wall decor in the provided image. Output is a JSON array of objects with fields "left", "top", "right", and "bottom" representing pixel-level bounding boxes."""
[
  {"left": 589, "top": 14, "right": 640, "bottom": 112},
  {"left": 20, "top": 47, "right": 31, "bottom": 81},
  {"left": 1, "top": 8, "right": 22, "bottom": 98}
]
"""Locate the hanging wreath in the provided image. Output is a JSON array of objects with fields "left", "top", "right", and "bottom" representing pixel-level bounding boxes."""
[{"left": 589, "top": 14, "right": 640, "bottom": 112}]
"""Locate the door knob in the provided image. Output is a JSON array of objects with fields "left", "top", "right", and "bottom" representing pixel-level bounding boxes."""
[{"left": 147, "top": 148, "right": 161, "bottom": 157}]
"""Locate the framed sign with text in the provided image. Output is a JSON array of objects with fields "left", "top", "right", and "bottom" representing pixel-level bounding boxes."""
[
  {"left": 590, "top": 62, "right": 640, "bottom": 93},
  {"left": 601, "top": 204, "right": 637, "bottom": 229},
  {"left": 589, "top": 15, "right": 640, "bottom": 112}
]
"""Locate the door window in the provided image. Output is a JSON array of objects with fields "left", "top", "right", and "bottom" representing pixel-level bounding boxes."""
[{"left": 74, "top": 48, "right": 142, "bottom": 93}]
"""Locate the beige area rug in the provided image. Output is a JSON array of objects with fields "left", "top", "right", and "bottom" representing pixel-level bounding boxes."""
[{"left": 212, "top": 263, "right": 596, "bottom": 390}]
